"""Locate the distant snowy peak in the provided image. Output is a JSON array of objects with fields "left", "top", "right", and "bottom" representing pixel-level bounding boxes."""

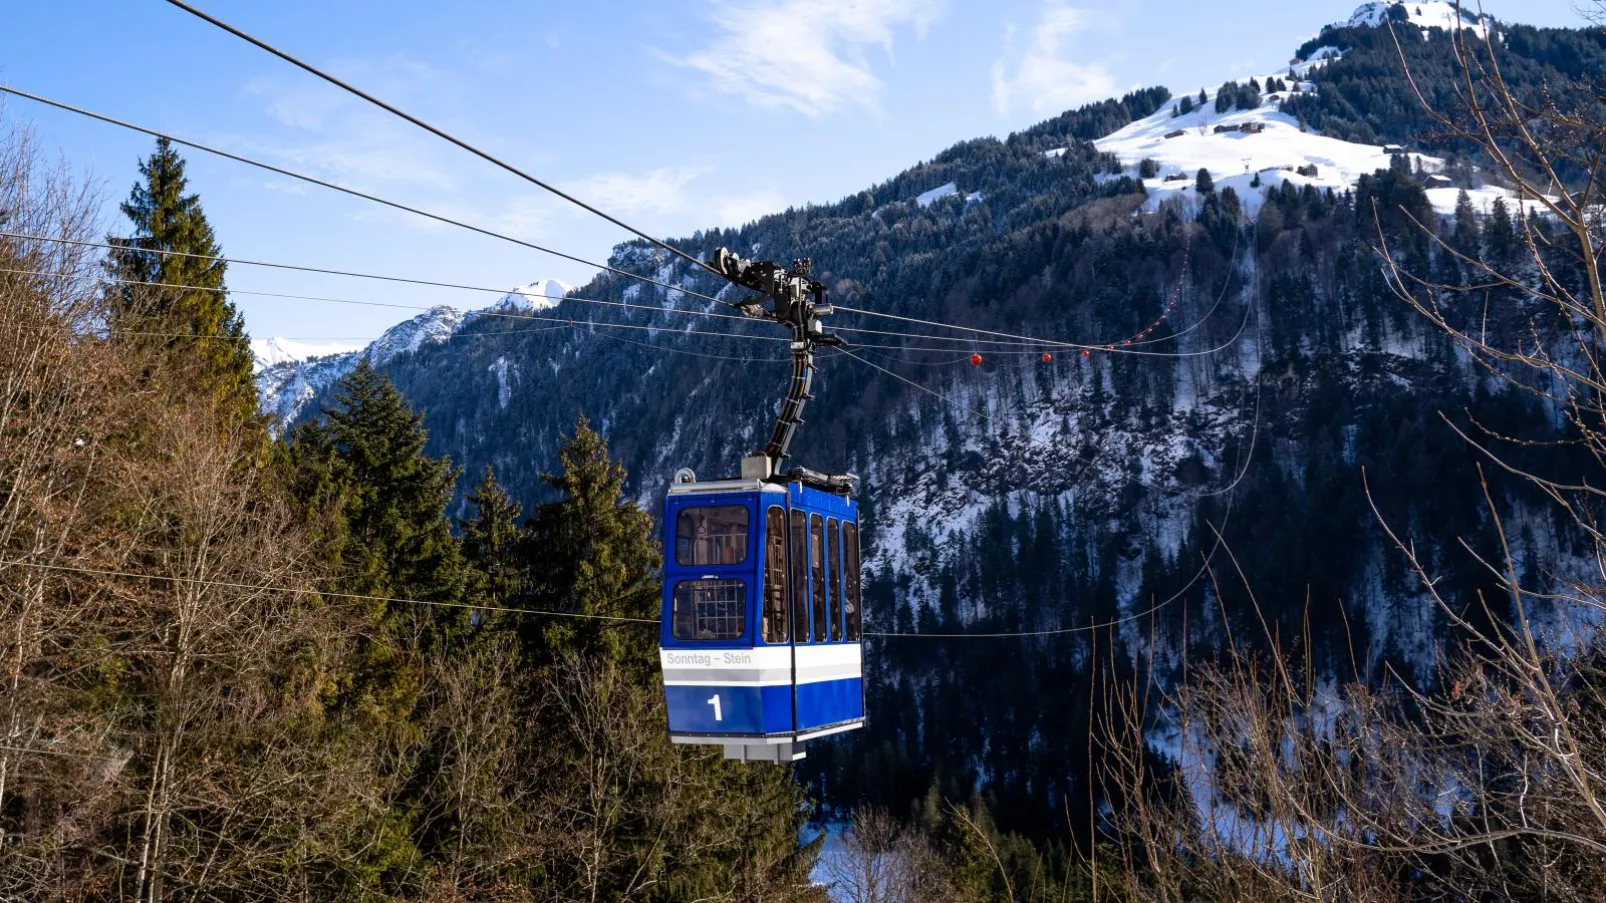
[
  {"left": 1345, "top": 2, "right": 1492, "bottom": 36},
  {"left": 256, "top": 277, "right": 573, "bottom": 426},
  {"left": 362, "top": 305, "right": 466, "bottom": 365},
  {"left": 492, "top": 277, "right": 573, "bottom": 313},
  {"left": 250, "top": 337, "right": 366, "bottom": 371}
]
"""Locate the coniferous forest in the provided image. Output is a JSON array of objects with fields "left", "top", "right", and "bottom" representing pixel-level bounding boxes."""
[{"left": 6, "top": 4, "right": 1606, "bottom": 901}]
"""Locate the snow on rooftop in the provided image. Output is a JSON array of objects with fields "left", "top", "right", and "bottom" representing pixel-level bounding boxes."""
[{"left": 916, "top": 182, "right": 960, "bottom": 207}]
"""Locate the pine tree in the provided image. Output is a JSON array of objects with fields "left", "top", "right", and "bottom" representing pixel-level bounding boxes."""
[
  {"left": 312, "top": 360, "right": 466, "bottom": 616},
  {"left": 513, "top": 417, "right": 821, "bottom": 900},
  {"left": 1453, "top": 188, "right": 1482, "bottom": 259},
  {"left": 1486, "top": 196, "right": 1518, "bottom": 267},
  {"left": 108, "top": 138, "right": 255, "bottom": 418},
  {"left": 523, "top": 415, "right": 659, "bottom": 667},
  {"left": 462, "top": 465, "right": 525, "bottom": 615},
  {"left": 1196, "top": 168, "right": 1215, "bottom": 193}
]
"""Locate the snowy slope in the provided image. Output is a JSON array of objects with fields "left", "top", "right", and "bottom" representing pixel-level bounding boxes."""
[
  {"left": 1094, "top": 90, "right": 1432, "bottom": 217},
  {"left": 1081, "top": 2, "right": 1532, "bottom": 219},
  {"left": 1347, "top": 1, "right": 1492, "bottom": 37},
  {"left": 916, "top": 182, "right": 960, "bottom": 207}
]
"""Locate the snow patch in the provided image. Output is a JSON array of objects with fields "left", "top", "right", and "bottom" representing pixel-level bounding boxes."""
[
  {"left": 916, "top": 182, "right": 960, "bottom": 207},
  {"left": 489, "top": 356, "right": 513, "bottom": 410}
]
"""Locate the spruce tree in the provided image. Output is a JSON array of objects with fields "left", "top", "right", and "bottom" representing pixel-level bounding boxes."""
[
  {"left": 313, "top": 359, "right": 466, "bottom": 615},
  {"left": 1196, "top": 168, "right": 1215, "bottom": 193},
  {"left": 522, "top": 415, "right": 659, "bottom": 667},
  {"left": 108, "top": 138, "right": 255, "bottom": 418},
  {"left": 462, "top": 464, "right": 524, "bottom": 615},
  {"left": 1453, "top": 189, "right": 1482, "bottom": 260}
]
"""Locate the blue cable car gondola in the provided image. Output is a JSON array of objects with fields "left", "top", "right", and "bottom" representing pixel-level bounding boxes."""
[
  {"left": 659, "top": 469, "right": 864, "bottom": 762},
  {"left": 659, "top": 250, "right": 864, "bottom": 762}
]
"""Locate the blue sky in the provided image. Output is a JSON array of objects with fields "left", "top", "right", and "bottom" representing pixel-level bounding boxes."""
[{"left": 1, "top": 0, "right": 1592, "bottom": 343}]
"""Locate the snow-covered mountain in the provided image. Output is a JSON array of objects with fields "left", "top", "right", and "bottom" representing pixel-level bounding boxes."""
[{"left": 255, "top": 278, "right": 571, "bottom": 426}]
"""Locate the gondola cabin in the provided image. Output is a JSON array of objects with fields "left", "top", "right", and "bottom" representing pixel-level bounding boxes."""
[{"left": 659, "top": 468, "right": 865, "bottom": 762}]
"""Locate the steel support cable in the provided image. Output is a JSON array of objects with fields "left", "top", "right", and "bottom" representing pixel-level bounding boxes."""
[
  {"left": 160, "top": 0, "right": 725, "bottom": 283},
  {"left": 837, "top": 348, "right": 990, "bottom": 420},
  {"left": 0, "top": 264, "right": 787, "bottom": 346},
  {"left": 834, "top": 230, "right": 1242, "bottom": 354},
  {"left": 840, "top": 235, "right": 1244, "bottom": 363},
  {"left": 3, "top": 260, "right": 1076, "bottom": 360},
  {"left": 0, "top": 85, "right": 730, "bottom": 309},
  {"left": 0, "top": 235, "right": 752, "bottom": 325},
  {"left": 0, "top": 558, "right": 658, "bottom": 624},
  {"left": 0, "top": 237, "right": 1243, "bottom": 358}
]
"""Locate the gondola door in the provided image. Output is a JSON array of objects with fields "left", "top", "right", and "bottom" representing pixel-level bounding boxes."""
[{"left": 787, "top": 507, "right": 809, "bottom": 735}]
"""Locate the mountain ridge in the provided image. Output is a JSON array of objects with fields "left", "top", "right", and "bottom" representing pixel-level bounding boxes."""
[{"left": 255, "top": 278, "right": 572, "bottom": 424}]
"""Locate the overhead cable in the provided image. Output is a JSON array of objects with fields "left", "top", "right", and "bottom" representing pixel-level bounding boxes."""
[
  {"left": 0, "top": 263, "right": 787, "bottom": 345},
  {"left": 0, "top": 234, "right": 751, "bottom": 325},
  {"left": 0, "top": 85, "right": 729, "bottom": 308},
  {"left": 2, "top": 558, "right": 658, "bottom": 624},
  {"left": 160, "top": 0, "right": 725, "bottom": 282}
]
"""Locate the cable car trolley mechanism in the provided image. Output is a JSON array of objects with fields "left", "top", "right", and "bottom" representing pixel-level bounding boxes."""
[{"left": 659, "top": 250, "right": 865, "bottom": 763}]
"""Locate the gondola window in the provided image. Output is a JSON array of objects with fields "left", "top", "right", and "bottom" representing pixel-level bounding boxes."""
[
  {"left": 843, "top": 523, "right": 862, "bottom": 641},
  {"left": 672, "top": 579, "right": 746, "bottom": 640},
  {"left": 790, "top": 509, "right": 810, "bottom": 644},
  {"left": 827, "top": 518, "right": 843, "bottom": 641},
  {"left": 676, "top": 506, "right": 748, "bottom": 566},
  {"left": 811, "top": 514, "right": 828, "bottom": 643},
  {"left": 762, "top": 507, "right": 788, "bottom": 643}
]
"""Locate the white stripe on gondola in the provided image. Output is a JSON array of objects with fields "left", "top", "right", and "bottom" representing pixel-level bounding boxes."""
[{"left": 659, "top": 644, "right": 861, "bottom": 687}]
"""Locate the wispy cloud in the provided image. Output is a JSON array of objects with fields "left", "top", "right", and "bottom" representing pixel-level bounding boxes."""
[
  {"left": 565, "top": 166, "right": 714, "bottom": 217},
  {"left": 990, "top": 1, "right": 1120, "bottom": 117},
  {"left": 240, "top": 55, "right": 459, "bottom": 192},
  {"left": 561, "top": 166, "right": 783, "bottom": 229},
  {"left": 669, "top": 0, "right": 944, "bottom": 118},
  {"left": 714, "top": 190, "right": 788, "bottom": 229}
]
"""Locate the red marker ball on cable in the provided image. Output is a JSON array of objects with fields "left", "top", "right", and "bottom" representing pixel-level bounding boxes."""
[
  {"left": 970, "top": 353, "right": 983, "bottom": 366},
  {"left": 1041, "top": 353, "right": 1053, "bottom": 363},
  {"left": 1081, "top": 349, "right": 1091, "bottom": 358}
]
